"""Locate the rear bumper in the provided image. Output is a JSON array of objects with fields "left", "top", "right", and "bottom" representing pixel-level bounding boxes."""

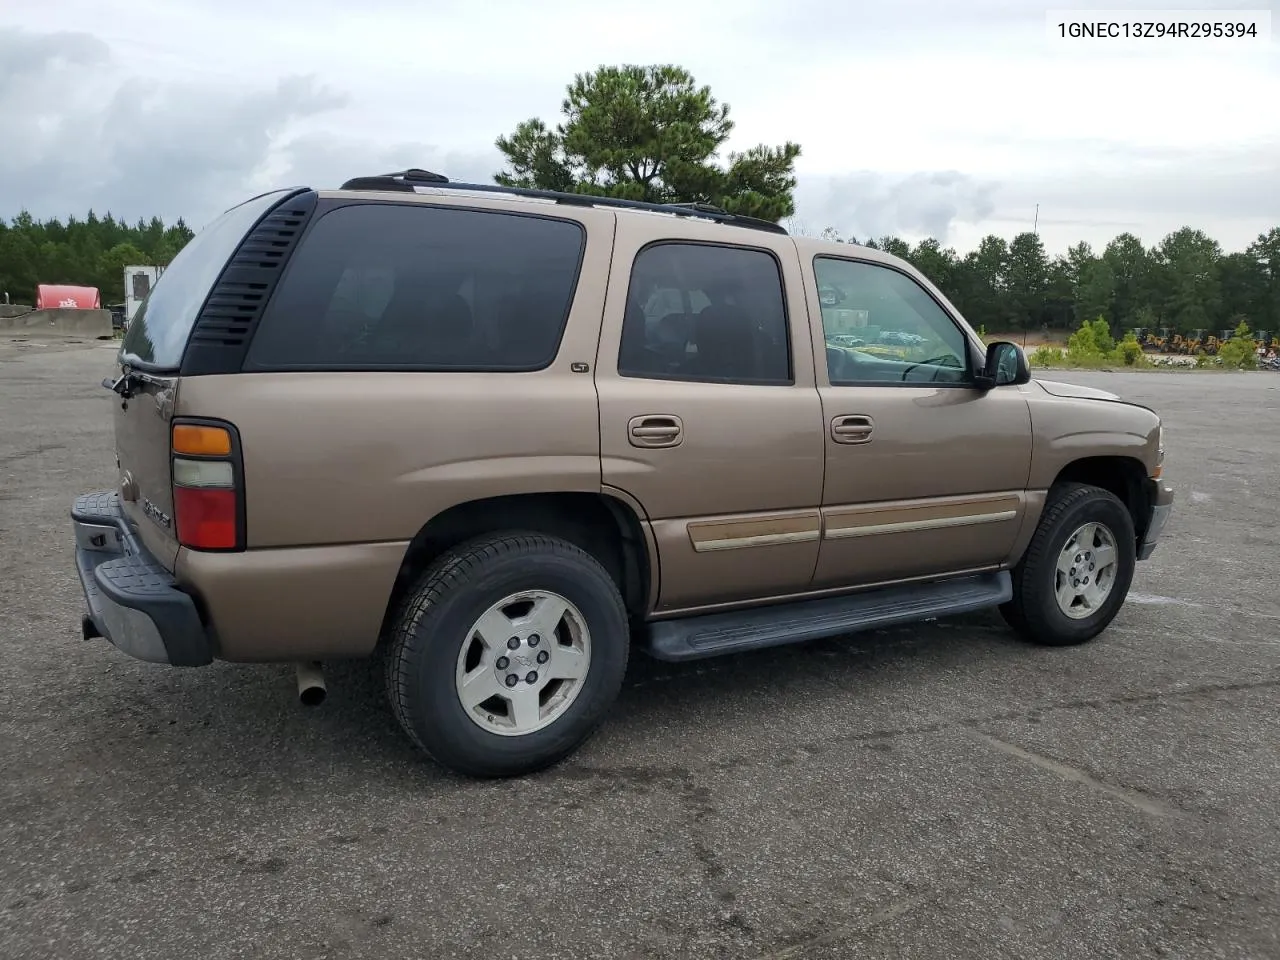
[
  {"left": 71, "top": 491, "right": 213, "bottom": 666},
  {"left": 1138, "top": 478, "right": 1174, "bottom": 561}
]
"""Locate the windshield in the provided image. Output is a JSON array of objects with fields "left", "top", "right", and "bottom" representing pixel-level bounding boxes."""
[{"left": 119, "top": 189, "right": 291, "bottom": 369}]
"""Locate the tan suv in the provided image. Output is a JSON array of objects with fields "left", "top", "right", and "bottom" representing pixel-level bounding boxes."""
[{"left": 71, "top": 169, "right": 1174, "bottom": 777}]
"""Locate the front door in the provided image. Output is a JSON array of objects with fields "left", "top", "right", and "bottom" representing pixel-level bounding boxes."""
[
  {"left": 596, "top": 220, "right": 825, "bottom": 613},
  {"left": 802, "top": 251, "right": 1034, "bottom": 589}
]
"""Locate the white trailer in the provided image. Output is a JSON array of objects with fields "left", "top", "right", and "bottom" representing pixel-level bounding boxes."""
[{"left": 123, "top": 265, "right": 164, "bottom": 323}]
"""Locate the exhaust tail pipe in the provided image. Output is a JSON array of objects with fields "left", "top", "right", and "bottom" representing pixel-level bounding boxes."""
[{"left": 295, "top": 661, "right": 326, "bottom": 706}]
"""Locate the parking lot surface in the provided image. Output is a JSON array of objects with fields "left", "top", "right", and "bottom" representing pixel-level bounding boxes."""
[{"left": 2, "top": 338, "right": 1278, "bottom": 960}]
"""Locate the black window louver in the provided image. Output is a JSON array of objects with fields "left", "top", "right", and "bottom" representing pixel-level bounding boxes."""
[{"left": 180, "top": 189, "right": 319, "bottom": 376}]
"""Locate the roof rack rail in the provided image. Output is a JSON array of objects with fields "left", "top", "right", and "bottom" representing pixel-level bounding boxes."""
[
  {"left": 665, "top": 201, "right": 728, "bottom": 214},
  {"left": 339, "top": 168, "right": 448, "bottom": 192},
  {"left": 336, "top": 169, "right": 789, "bottom": 235}
]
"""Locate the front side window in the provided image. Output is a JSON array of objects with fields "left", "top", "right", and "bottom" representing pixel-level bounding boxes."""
[
  {"left": 815, "top": 257, "right": 970, "bottom": 385},
  {"left": 245, "top": 203, "right": 586, "bottom": 371},
  {"left": 618, "top": 242, "right": 792, "bottom": 385}
]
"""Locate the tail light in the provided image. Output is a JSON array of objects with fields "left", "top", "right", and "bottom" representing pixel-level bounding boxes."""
[{"left": 171, "top": 420, "right": 243, "bottom": 550}]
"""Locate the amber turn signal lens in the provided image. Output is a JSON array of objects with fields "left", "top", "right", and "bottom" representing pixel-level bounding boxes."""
[{"left": 172, "top": 424, "right": 232, "bottom": 456}]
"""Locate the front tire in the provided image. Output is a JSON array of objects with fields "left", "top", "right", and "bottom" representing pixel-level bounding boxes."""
[
  {"left": 385, "top": 533, "right": 629, "bottom": 778},
  {"left": 1000, "top": 483, "right": 1137, "bottom": 646}
]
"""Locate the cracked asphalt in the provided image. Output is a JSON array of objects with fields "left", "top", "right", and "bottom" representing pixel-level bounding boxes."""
[{"left": 2, "top": 338, "right": 1278, "bottom": 960}]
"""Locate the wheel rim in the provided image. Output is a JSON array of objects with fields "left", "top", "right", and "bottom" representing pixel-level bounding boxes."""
[
  {"left": 454, "top": 590, "right": 592, "bottom": 737},
  {"left": 1054, "top": 521, "right": 1119, "bottom": 620}
]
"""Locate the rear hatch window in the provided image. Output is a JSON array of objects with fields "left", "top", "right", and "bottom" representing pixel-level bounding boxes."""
[{"left": 120, "top": 188, "right": 293, "bottom": 369}]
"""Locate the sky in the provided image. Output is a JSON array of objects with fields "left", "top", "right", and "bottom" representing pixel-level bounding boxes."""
[{"left": 1, "top": 0, "right": 1276, "bottom": 257}]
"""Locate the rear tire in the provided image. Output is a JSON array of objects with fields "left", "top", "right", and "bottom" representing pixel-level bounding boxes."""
[
  {"left": 385, "top": 532, "right": 629, "bottom": 778},
  {"left": 1000, "top": 483, "right": 1136, "bottom": 647}
]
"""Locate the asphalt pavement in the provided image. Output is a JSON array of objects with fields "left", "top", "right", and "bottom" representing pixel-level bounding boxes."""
[{"left": 2, "top": 337, "right": 1278, "bottom": 960}]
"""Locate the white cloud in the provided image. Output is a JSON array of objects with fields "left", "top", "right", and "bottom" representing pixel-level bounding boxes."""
[{"left": 0, "top": 0, "right": 1276, "bottom": 253}]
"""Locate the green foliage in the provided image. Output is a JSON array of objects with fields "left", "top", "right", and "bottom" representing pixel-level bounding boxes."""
[
  {"left": 1005, "top": 232, "right": 1049, "bottom": 331},
  {"left": 1155, "top": 227, "right": 1221, "bottom": 331},
  {"left": 1076, "top": 259, "right": 1117, "bottom": 326},
  {"left": 1130, "top": 304, "right": 1157, "bottom": 330},
  {"left": 0, "top": 211, "right": 192, "bottom": 305},
  {"left": 1115, "top": 332, "right": 1146, "bottom": 366},
  {"left": 826, "top": 222, "right": 1279, "bottom": 341},
  {"left": 1066, "top": 317, "right": 1116, "bottom": 361},
  {"left": 1029, "top": 345, "right": 1068, "bottom": 368},
  {"left": 1028, "top": 317, "right": 1152, "bottom": 370},
  {"left": 495, "top": 64, "right": 802, "bottom": 221},
  {"left": 876, "top": 236, "right": 912, "bottom": 260},
  {"left": 1217, "top": 320, "right": 1258, "bottom": 369}
]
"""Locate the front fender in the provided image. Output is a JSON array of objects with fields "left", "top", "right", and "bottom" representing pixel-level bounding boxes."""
[{"left": 1026, "top": 394, "right": 1162, "bottom": 488}]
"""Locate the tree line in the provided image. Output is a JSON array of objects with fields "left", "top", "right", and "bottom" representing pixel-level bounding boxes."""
[
  {"left": 0, "top": 210, "right": 194, "bottom": 306},
  {"left": 810, "top": 224, "right": 1280, "bottom": 338},
  {"left": 3, "top": 62, "right": 1276, "bottom": 338},
  {"left": 6, "top": 205, "right": 1275, "bottom": 341}
]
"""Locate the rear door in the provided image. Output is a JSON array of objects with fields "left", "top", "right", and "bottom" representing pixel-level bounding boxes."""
[
  {"left": 595, "top": 219, "right": 825, "bottom": 614},
  {"left": 111, "top": 188, "right": 299, "bottom": 569}
]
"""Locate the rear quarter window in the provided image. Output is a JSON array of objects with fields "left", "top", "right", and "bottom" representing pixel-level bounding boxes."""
[{"left": 243, "top": 203, "right": 587, "bottom": 371}]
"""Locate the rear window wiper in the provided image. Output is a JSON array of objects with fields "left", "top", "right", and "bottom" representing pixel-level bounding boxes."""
[
  {"left": 102, "top": 371, "right": 140, "bottom": 398},
  {"left": 101, "top": 365, "right": 171, "bottom": 399}
]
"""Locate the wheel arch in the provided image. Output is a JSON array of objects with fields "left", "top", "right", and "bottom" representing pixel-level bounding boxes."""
[
  {"left": 378, "top": 491, "right": 656, "bottom": 640},
  {"left": 1051, "top": 455, "right": 1152, "bottom": 541}
]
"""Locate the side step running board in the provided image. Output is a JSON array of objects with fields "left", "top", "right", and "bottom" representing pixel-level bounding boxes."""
[{"left": 643, "top": 571, "right": 1012, "bottom": 662}]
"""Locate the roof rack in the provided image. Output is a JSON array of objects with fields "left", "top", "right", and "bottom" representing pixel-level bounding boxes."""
[{"left": 337, "top": 168, "right": 789, "bottom": 236}]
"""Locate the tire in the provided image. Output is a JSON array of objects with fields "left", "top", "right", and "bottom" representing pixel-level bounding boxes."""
[
  {"left": 1000, "top": 483, "right": 1136, "bottom": 647},
  {"left": 384, "top": 532, "right": 629, "bottom": 778}
]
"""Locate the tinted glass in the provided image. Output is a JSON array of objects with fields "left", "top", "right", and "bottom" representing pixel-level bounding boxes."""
[
  {"left": 245, "top": 203, "right": 586, "bottom": 371},
  {"left": 815, "top": 257, "right": 970, "bottom": 385},
  {"left": 618, "top": 242, "right": 791, "bottom": 384},
  {"left": 120, "top": 189, "right": 290, "bottom": 368}
]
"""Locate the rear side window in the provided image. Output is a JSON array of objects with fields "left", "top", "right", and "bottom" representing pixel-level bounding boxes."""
[
  {"left": 618, "top": 242, "right": 792, "bottom": 385},
  {"left": 121, "top": 189, "right": 291, "bottom": 368},
  {"left": 244, "top": 203, "right": 586, "bottom": 371}
]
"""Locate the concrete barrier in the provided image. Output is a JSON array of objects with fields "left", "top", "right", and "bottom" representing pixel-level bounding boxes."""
[
  {"left": 0, "top": 308, "right": 114, "bottom": 339},
  {"left": 0, "top": 304, "right": 34, "bottom": 319}
]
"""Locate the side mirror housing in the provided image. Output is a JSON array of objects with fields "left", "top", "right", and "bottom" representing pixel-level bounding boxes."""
[{"left": 975, "top": 340, "right": 1031, "bottom": 389}]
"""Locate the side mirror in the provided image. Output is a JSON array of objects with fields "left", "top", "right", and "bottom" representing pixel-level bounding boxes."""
[{"left": 975, "top": 340, "right": 1030, "bottom": 389}]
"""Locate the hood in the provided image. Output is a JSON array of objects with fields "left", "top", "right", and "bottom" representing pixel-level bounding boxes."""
[{"left": 1033, "top": 378, "right": 1123, "bottom": 402}]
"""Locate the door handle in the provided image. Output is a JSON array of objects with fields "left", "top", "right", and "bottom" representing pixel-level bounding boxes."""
[
  {"left": 831, "top": 415, "right": 874, "bottom": 444},
  {"left": 628, "top": 415, "right": 683, "bottom": 448}
]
